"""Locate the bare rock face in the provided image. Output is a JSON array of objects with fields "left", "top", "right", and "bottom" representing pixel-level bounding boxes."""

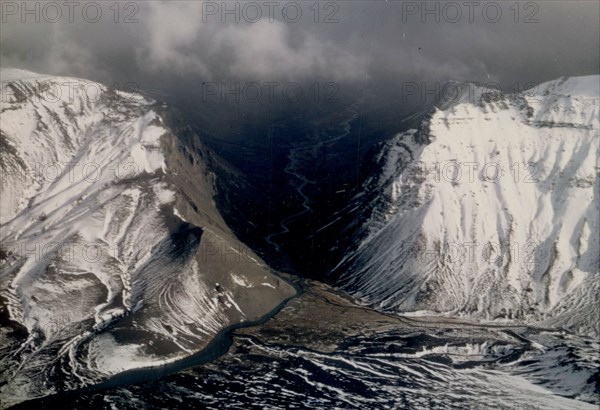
[{"left": 0, "top": 68, "right": 295, "bottom": 406}]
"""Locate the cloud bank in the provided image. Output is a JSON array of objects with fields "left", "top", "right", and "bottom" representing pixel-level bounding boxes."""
[{"left": 1, "top": 1, "right": 598, "bottom": 103}]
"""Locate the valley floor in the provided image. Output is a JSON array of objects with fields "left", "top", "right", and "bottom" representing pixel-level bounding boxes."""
[{"left": 16, "top": 279, "right": 598, "bottom": 409}]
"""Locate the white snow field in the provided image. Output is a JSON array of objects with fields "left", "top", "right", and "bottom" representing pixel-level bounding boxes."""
[{"left": 338, "top": 76, "right": 599, "bottom": 338}]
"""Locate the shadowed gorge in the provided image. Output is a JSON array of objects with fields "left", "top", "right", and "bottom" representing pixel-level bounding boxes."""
[
  {"left": 1, "top": 1, "right": 599, "bottom": 407},
  {"left": 192, "top": 94, "right": 427, "bottom": 280}
]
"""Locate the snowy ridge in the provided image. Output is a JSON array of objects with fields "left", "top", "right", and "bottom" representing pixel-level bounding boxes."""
[
  {"left": 0, "top": 68, "right": 294, "bottom": 406},
  {"left": 338, "top": 76, "right": 599, "bottom": 337}
]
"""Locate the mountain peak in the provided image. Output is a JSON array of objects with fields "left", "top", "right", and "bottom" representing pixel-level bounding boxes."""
[
  {"left": 338, "top": 77, "right": 599, "bottom": 338},
  {"left": 0, "top": 67, "right": 49, "bottom": 81},
  {"left": 528, "top": 75, "right": 600, "bottom": 100}
]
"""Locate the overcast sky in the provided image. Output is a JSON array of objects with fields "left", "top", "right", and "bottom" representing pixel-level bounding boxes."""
[{"left": 1, "top": 0, "right": 599, "bottom": 103}]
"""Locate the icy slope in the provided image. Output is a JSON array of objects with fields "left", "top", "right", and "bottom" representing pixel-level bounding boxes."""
[
  {"left": 337, "top": 76, "right": 599, "bottom": 337},
  {"left": 0, "top": 68, "right": 295, "bottom": 406}
]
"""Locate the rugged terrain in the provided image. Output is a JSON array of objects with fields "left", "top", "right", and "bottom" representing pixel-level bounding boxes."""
[
  {"left": 0, "top": 69, "right": 295, "bottom": 406},
  {"left": 336, "top": 76, "right": 599, "bottom": 338},
  {"left": 1, "top": 69, "right": 597, "bottom": 408}
]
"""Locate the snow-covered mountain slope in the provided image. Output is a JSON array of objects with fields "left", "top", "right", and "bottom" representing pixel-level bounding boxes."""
[
  {"left": 336, "top": 76, "right": 599, "bottom": 337},
  {"left": 0, "top": 68, "right": 295, "bottom": 406}
]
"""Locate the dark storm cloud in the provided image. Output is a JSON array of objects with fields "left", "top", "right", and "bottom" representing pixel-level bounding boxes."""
[{"left": 1, "top": 0, "right": 598, "bottom": 100}]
